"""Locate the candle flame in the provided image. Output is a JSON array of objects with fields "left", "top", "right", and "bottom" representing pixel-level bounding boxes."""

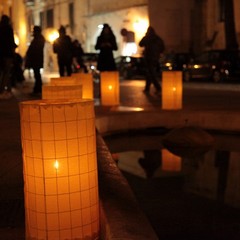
[
  {"left": 54, "top": 160, "right": 59, "bottom": 170},
  {"left": 108, "top": 85, "right": 113, "bottom": 90},
  {"left": 172, "top": 87, "right": 176, "bottom": 91}
]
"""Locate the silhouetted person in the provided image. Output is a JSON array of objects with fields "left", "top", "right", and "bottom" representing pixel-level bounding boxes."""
[
  {"left": 72, "top": 39, "right": 87, "bottom": 73},
  {"left": 11, "top": 52, "right": 25, "bottom": 88},
  {"left": 53, "top": 26, "right": 73, "bottom": 76},
  {"left": 95, "top": 23, "right": 118, "bottom": 71},
  {"left": 26, "top": 26, "right": 45, "bottom": 94},
  {"left": 139, "top": 26, "right": 165, "bottom": 94},
  {"left": 0, "top": 15, "right": 17, "bottom": 99}
]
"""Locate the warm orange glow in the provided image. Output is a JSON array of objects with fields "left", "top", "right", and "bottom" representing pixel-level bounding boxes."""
[
  {"left": 45, "top": 28, "right": 59, "bottom": 43},
  {"left": 101, "top": 71, "right": 119, "bottom": 106},
  {"left": 162, "top": 71, "right": 182, "bottom": 110},
  {"left": 54, "top": 160, "right": 59, "bottom": 170},
  {"left": 71, "top": 73, "right": 94, "bottom": 99},
  {"left": 20, "top": 99, "right": 99, "bottom": 240},
  {"left": 162, "top": 149, "right": 182, "bottom": 172},
  {"left": 50, "top": 76, "right": 78, "bottom": 86},
  {"left": 42, "top": 84, "right": 82, "bottom": 99},
  {"left": 133, "top": 19, "right": 149, "bottom": 37}
]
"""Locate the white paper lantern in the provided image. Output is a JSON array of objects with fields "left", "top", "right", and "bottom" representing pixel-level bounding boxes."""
[{"left": 20, "top": 99, "right": 99, "bottom": 240}]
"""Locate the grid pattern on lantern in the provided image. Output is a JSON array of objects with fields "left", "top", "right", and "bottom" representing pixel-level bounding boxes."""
[
  {"left": 20, "top": 100, "right": 99, "bottom": 240},
  {"left": 42, "top": 84, "right": 83, "bottom": 99},
  {"left": 72, "top": 73, "right": 94, "bottom": 99}
]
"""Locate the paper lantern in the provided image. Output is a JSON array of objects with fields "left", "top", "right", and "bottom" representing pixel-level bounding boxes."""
[
  {"left": 20, "top": 99, "right": 99, "bottom": 240},
  {"left": 162, "top": 149, "right": 182, "bottom": 172},
  {"left": 100, "top": 71, "right": 119, "bottom": 106},
  {"left": 50, "top": 76, "right": 78, "bottom": 86},
  {"left": 72, "top": 73, "right": 94, "bottom": 99},
  {"left": 42, "top": 84, "right": 83, "bottom": 99},
  {"left": 162, "top": 71, "right": 182, "bottom": 109}
]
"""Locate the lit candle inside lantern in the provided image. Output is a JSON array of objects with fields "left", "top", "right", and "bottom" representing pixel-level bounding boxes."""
[
  {"left": 162, "top": 71, "right": 182, "bottom": 110},
  {"left": 19, "top": 99, "right": 99, "bottom": 240},
  {"left": 100, "top": 71, "right": 119, "bottom": 106},
  {"left": 54, "top": 160, "right": 59, "bottom": 170}
]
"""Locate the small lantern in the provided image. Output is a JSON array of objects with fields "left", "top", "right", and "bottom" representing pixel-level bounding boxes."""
[
  {"left": 20, "top": 99, "right": 99, "bottom": 240},
  {"left": 162, "top": 149, "right": 182, "bottom": 172},
  {"left": 100, "top": 71, "right": 119, "bottom": 106},
  {"left": 162, "top": 71, "right": 182, "bottom": 110},
  {"left": 72, "top": 73, "right": 94, "bottom": 99},
  {"left": 42, "top": 84, "right": 83, "bottom": 99},
  {"left": 50, "top": 76, "right": 78, "bottom": 86}
]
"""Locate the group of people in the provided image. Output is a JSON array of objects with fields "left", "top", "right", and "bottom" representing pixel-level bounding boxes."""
[
  {"left": 0, "top": 14, "right": 165, "bottom": 98},
  {"left": 26, "top": 25, "right": 87, "bottom": 94}
]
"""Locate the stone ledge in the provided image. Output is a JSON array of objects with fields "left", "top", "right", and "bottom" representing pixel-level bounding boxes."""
[
  {"left": 97, "top": 134, "right": 158, "bottom": 240},
  {"left": 96, "top": 109, "right": 240, "bottom": 135}
]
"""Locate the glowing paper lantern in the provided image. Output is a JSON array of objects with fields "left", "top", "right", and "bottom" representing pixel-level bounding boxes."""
[
  {"left": 162, "top": 149, "right": 182, "bottom": 172},
  {"left": 72, "top": 73, "right": 94, "bottom": 99},
  {"left": 162, "top": 71, "right": 182, "bottom": 109},
  {"left": 50, "top": 76, "right": 78, "bottom": 86},
  {"left": 20, "top": 99, "right": 99, "bottom": 240},
  {"left": 100, "top": 71, "right": 119, "bottom": 106},
  {"left": 42, "top": 84, "right": 83, "bottom": 99}
]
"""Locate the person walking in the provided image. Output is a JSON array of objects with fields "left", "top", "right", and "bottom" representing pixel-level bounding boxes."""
[
  {"left": 0, "top": 15, "right": 17, "bottom": 99},
  {"left": 139, "top": 26, "right": 165, "bottom": 94},
  {"left": 53, "top": 26, "right": 74, "bottom": 76},
  {"left": 25, "top": 26, "right": 45, "bottom": 94},
  {"left": 95, "top": 23, "right": 118, "bottom": 71}
]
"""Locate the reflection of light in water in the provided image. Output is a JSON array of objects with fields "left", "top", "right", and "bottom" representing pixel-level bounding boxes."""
[
  {"left": 117, "top": 151, "right": 146, "bottom": 178},
  {"left": 105, "top": 130, "right": 240, "bottom": 239},
  {"left": 161, "top": 149, "right": 181, "bottom": 172},
  {"left": 105, "top": 130, "right": 240, "bottom": 208}
]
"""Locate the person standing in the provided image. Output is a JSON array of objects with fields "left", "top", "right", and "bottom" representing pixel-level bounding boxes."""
[
  {"left": 53, "top": 26, "right": 73, "bottom": 76},
  {"left": 0, "top": 15, "right": 17, "bottom": 99},
  {"left": 139, "top": 26, "right": 165, "bottom": 94},
  {"left": 26, "top": 26, "right": 45, "bottom": 94},
  {"left": 95, "top": 23, "right": 118, "bottom": 71},
  {"left": 72, "top": 39, "right": 87, "bottom": 73}
]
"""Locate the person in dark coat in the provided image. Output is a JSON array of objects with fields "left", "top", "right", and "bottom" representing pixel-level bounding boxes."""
[
  {"left": 11, "top": 52, "right": 25, "bottom": 88},
  {"left": 72, "top": 39, "right": 87, "bottom": 73},
  {"left": 53, "top": 26, "right": 73, "bottom": 76},
  {"left": 95, "top": 23, "right": 118, "bottom": 71},
  {"left": 26, "top": 25, "right": 45, "bottom": 94},
  {"left": 139, "top": 26, "right": 165, "bottom": 94},
  {"left": 0, "top": 15, "right": 17, "bottom": 99}
]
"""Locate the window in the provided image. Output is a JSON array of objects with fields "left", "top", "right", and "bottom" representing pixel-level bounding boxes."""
[
  {"left": 40, "top": 11, "right": 44, "bottom": 29},
  {"left": 46, "top": 9, "right": 54, "bottom": 28}
]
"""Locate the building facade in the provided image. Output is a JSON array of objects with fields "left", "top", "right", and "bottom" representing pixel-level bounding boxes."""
[{"left": 1, "top": 0, "right": 240, "bottom": 71}]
